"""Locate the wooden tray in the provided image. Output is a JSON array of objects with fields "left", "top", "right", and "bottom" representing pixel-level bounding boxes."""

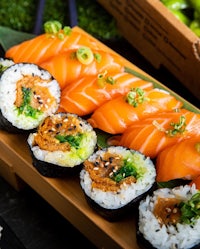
[{"left": 0, "top": 27, "right": 199, "bottom": 249}]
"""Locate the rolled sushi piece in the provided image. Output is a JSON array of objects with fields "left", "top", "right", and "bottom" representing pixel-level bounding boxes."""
[
  {"left": 80, "top": 146, "right": 156, "bottom": 221},
  {"left": 27, "top": 112, "right": 97, "bottom": 177},
  {"left": 137, "top": 184, "right": 200, "bottom": 249},
  {"left": 0, "top": 63, "right": 60, "bottom": 133}
]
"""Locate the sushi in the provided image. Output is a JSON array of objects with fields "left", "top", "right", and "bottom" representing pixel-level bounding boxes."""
[
  {"left": 59, "top": 72, "right": 153, "bottom": 116},
  {"left": 80, "top": 146, "right": 156, "bottom": 221},
  {"left": 116, "top": 109, "right": 200, "bottom": 158},
  {"left": 27, "top": 112, "right": 97, "bottom": 177},
  {"left": 39, "top": 48, "right": 125, "bottom": 89},
  {"left": 88, "top": 88, "right": 183, "bottom": 134},
  {"left": 137, "top": 184, "right": 200, "bottom": 249},
  {"left": 5, "top": 23, "right": 101, "bottom": 65},
  {"left": 0, "top": 63, "right": 60, "bottom": 133},
  {"left": 156, "top": 137, "right": 200, "bottom": 183}
]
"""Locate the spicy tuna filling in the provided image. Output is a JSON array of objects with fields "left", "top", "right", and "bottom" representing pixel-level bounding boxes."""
[
  {"left": 15, "top": 75, "right": 56, "bottom": 117},
  {"left": 84, "top": 152, "right": 137, "bottom": 192},
  {"left": 33, "top": 114, "right": 85, "bottom": 152}
]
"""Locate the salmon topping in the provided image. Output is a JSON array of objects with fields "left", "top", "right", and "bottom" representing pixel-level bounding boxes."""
[
  {"left": 33, "top": 115, "right": 84, "bottom": 152},
  {"left": 153, "top": 197, "right": 181, "bottom": 225},
  {"left": 15, "top": 75, "right": 55, "bottom": 115},
  {"left": 84, "top": 152, "right": 137, "bottom": 192}
]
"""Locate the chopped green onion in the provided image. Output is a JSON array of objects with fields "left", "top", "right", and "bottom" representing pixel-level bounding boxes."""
[
  {"left": 44, "top": 20, "right": 71, "bottom": 40},
  {"left": 111, "top": 158, "right": 138, "bottom": 183},
  {"left": 195, "top": 142, "right": 200, "bottom": 153},
  {"left": 153, "top": 115, "right": 186, "bottom": 137},
  {"left": 94, "top": 53, "right": 101, "bottom": 63},
  {"left": 166, "top": 115, "right": 186, "bottom": 136},
  {"left": 17, "top": 87, "right": 41, "bottom": 118},
  {"left": 125, "top": 88, "right": 147, "bottom": 107},
  {"left": 179, "top": 191, "right": 200, "bottom": 224},
  {"left": 76, "top": 46, "right": 94, "bottom": 65},
  {"left": 97, "top": 71, "right": 116, "bottom": 87},
  {"left": 44, "top": 20, "right": 62, "bottom": 35},
  {"left": 55, "top": 133, "right": 84, "bottom": 149}
]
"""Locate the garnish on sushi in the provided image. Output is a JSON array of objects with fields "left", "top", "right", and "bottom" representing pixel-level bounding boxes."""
[
  {"left": 0, "top": 63, "right": 60, "bottom": 133},
  {"left": 137, "top": 185, "right": 200, "bottom": 249},
  {"left": 27, "top": 113, "right": 97, "bottom": 177},
  {"left": 80, "top": 146, "right": 156, "bottom": 221}
]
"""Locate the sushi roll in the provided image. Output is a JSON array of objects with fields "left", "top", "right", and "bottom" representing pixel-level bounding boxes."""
[
  {"left": 0, "top": 63, "right": 60, "bottom": 133},
  {"left": 80, "top": 146, "right": 156, "bottom": 221},
  {"left": 27, "top": 112, "right": 97, "bottom": 177},
  {"left": 137, "top": 185, "right": 200, "bottom": 249}
]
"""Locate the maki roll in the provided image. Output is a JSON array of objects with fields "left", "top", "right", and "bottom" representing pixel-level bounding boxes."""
[
  {"left": 0, "top": 63, "right": 60, "bottom": 133},
  {"left": 80, "top": 146, "right": 156, "bottom": 221},
  {"left": 27, "top": 112, "right": 97, "bottom": 177},
  {"left": 137, "top": 185, "right": 200, "bottom": 249}
]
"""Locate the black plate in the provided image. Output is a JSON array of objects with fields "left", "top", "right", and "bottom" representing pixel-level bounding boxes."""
[{"left": 0, "top": 216, "right": 26, "bottom": 249}]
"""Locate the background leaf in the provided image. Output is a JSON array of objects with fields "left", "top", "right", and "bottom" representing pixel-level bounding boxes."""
[{"left": 0, "top": 26, "right": 35, "bottom": 52}]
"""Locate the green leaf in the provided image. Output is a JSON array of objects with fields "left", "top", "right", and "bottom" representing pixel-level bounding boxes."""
[
  {"left": 0, "top": 26, "right": 35, "bottom": 52},
  {"left": 157, "top": 179, "right": 190, "bottom": 188}
]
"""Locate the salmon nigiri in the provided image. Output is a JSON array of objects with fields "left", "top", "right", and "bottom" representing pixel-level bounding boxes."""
[
  {"left": 156, "top": 137, "right": 200, "bottom": 182},
  {"left": 40, "top": 48, "right": 125, "bottom": 89},
  {"left": 59, "top": 72, "right": 153, "bottom": 116},
  {"left": 117, "top": 109, "right": 200, "bottom": 158},
  {"left": 87, "top": 88, "right": 183, "bottom": 134},
  {"left": 5, "top": 22, "right": 100, "bottom": 65}
]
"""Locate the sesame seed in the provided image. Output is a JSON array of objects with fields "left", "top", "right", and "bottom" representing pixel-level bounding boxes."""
[
  {"left": 165, "top": 207, "right": 171, "bottom": 213},
  {"left": 173, "top": 208, "right": 178, "bottom": 214}
]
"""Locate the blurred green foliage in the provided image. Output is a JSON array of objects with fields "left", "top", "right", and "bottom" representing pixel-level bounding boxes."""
[
  {"left": 0, "top": 0, "right": 37, "bottom": 32},
  {"left": 76, "top": 0, "right": 121, "bottom": 40},
  {"left": 160, "top": 0, "right": 200, "bottom": 37},
  {"left": 0, "top": 0, "right": 120, "bottom": 40}
]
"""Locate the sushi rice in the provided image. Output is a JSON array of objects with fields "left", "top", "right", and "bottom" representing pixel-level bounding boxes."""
[
  {"left": 80, "top": 146, "right": 156, "bottom": 210},
  {"left": 0, "top": 63, "right": 60, "bottom": 130},
  {"left": 138, "top": 184, "right": 200, "bottom": 249}
]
